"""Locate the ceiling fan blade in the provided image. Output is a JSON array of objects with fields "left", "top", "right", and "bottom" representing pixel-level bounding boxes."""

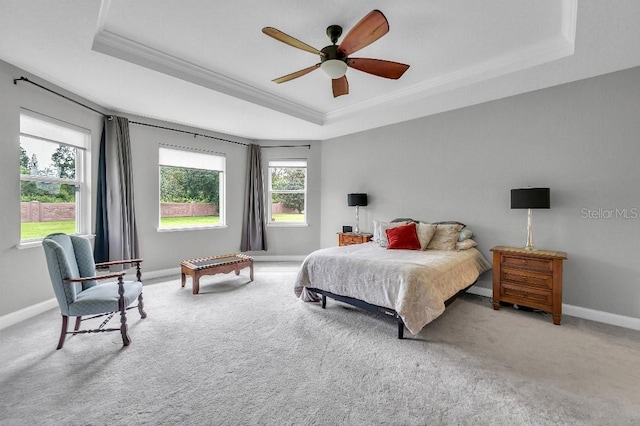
[
  {"left": 338, "top": 10, "right": 389, "bottom": 57},
  {"left": 272, "top": 63, "right": 321, "bottom": 84},
  {"left": 332, "top": 76, "right": 349, "bottom": 98},
  {"left": 347, "top": 58, "right": 410, "bottom": 79},
  {"left": 262, "top": 27, "right": 325, "bottom": 56}
]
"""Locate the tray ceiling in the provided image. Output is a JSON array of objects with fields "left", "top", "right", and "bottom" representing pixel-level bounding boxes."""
[{"left": 1, "top": 1, "right": 639, "bottom": 140}]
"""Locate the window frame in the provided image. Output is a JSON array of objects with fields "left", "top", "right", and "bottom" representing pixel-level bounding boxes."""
[
  {"left": 157, "top": 145, "right": 226, "bottom": 231},
  {"left": 18, "top": 110, "right": 91, "bottom": 245},
  {"left": 267, "top": 159, "right": 308, "bottom": 227}
]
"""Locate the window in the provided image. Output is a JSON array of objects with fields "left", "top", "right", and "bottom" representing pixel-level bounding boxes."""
[
  {"left": 268, "top": 159, "right": 307, "bottom": 225},
  {"left": 159, "top": 146, "right": 225, "bottom": 229},
  {"left": 19, "top": 111, "right": 90, "bottom": 242}
]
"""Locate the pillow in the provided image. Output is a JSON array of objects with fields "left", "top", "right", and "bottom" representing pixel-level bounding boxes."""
[
  {"left": 391, "top": 217, "right": 419, "bottom": 223},
  {"left": 386, "top": 223, "right": 421, "bottom": 250},
  {"left": 458, "top": 228, "right": 473, "bottom": 242},
  {"left": 375, "top": 221, "right": 408, "bottom": 247},
  {"left": 416, "top": 222, "right": 437, "bottom": 250},
  {"left": 372, "top": 220, "right": 382, "bottom": 242},
  {"left": 456, "top": 239, "right": 477, "bottom": 250},
  {"left": 426, "top": 224, "right": 464, "bottom": 251},
  {"left": 433, "top": 220, "right": 466, "bottom": 227},
  {"left": 372, "top": 220, "right": 386, "bottom": 243}
]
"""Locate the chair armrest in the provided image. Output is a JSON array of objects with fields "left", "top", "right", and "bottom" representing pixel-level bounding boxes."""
[
  {"left": 64, "top": 272, "right": 125, "bottom": 283},
  {"left": 95, "top": 258, "right": 143, "bottom": 268}
]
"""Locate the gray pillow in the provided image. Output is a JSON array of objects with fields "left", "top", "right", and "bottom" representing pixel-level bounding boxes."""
[
  {"left": 390, "top": 218, "right": 419, "bottom": 223},
  {"left": 458, "top": 228, "right": 473, "bottom": 241}
]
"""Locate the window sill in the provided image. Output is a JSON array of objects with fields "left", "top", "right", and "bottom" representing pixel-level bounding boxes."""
[
  {"left": 16, "top": 240, "right": 42, "bottom": 250},
  {"left": 16, "top": 234, "right": 94, "bottom": 250},
  {"left": 157, "top": 225, "right": 228, "bottom": 233}
]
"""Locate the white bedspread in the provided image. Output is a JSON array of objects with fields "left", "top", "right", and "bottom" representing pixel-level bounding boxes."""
[{"left": 294, "top": 243, "right": 492, "bottom": 335}]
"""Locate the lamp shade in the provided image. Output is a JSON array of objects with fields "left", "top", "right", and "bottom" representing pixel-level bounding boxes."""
[
  {"left": 511, "top": 188, "right": 550, "bottom": 209},
  {"left": 347, "top": 193, "right": 368, "bottom": 207}
]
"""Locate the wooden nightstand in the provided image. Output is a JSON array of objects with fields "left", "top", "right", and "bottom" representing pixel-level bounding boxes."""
[
  {"left": 491, "top": 246, "right": 567, "bottom": 325},
  {"left": 338, "top": 232, "right": 373, "bottom": 246}
]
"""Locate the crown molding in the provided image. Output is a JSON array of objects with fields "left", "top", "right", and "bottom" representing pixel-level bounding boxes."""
[
  {"left": 92, "top": 0, "right": 577, "bottom": 128},
  {"left": 325, "top": 0, "right": 578, "bottom": 124},
  {"left": 92, "top": 29, "right": 324, "bottom": 125},
  {"left": 324, "top": 36, "right": 575, "bottom": 125}
]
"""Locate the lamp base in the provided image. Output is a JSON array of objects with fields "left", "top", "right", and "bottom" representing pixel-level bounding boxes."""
[{"left": 523, "top": 208, "right": 536, "bottom": 251}]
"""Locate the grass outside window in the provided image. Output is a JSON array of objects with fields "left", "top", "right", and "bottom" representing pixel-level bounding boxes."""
[{"left": 21, "top": 221, "right": 75, "bottom": 240}]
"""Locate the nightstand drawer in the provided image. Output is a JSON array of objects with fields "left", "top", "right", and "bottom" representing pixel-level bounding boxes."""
[
  {"left": 501, "top": 269, "right": 553, "bottom": 290},
  {"left": 501, "top": 255, "right": 553, "bottom": 274},
  {"left": 501, "top": 284, "right": 552, "bottom": 307},
  {"left": 338, "top": 233, "right": 373, "bottom": 246},
  {"left": 342, "top": 235, "right": 361, "bottom": 245}
]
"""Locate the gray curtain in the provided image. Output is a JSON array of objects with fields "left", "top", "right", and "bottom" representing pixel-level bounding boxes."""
[
  {"left": 93, "top": 125, "right": 109, "bottom": 263},
  {"left": 240, "top": 144, "right": 267, "bottom": 251},
  {"left": 105, "top": 116, "right": 140, "bottom": 265}
]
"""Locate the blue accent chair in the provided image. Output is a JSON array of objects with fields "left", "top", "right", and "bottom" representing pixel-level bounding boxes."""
[{"left": 42, "top": 233, "right": 147, "bottom": 349}]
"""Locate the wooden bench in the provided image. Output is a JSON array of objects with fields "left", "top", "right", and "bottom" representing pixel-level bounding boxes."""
[{"left": 181, "top": 254, "right": 254, "bottom": 294}]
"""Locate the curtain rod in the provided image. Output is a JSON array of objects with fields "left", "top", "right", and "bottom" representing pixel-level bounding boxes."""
[
  {"left": 12, "top": 76, "right": 311, "bottom": 150},
  {"left": 13, "top": 76, "right": 113, "bottom": 119},
  {"left": 130, "top": 121, "right": 311, "bottom": 149},
  {"left": 129, "top": 121, "right": 249, "bottom": 146}
]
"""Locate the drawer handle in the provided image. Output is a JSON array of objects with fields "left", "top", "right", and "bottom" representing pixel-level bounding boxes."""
[
  {"left": 518, "top": 276, "right": 528, "bottom": 282},
  {"left": 522, "top": 260, "right": 528, "bottom": 265}
]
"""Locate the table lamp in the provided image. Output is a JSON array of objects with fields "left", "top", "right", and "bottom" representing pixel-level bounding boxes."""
[
  {"left": 347, "top": 193, "right": 368, "bottom": 234},
  {"left": 511, "top": 187, "right": 550, "bottom": 250}
]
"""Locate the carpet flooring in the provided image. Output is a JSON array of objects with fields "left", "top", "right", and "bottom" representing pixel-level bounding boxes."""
[{"left": 0, "top": 262, "right": 639, "bottom": 425}]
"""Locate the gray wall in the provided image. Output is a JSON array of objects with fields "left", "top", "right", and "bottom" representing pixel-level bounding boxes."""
[
  {"left": 251, "top": 140, "right": 322, "bottom": 257},
  {"left": 126, "top": 117, "right": 250, "bottom": 273},
  {"left": 2, "top": 53, "right": 639, "bottom": 322},
  {"left": 0, "top": 60, "right": 104, "bottom": 316},
  {"left": 0, "top": 58, "right": 320, "bottom": 317},
  {"left": 126, "top": 127, "right": 321, "bottom": 269},
  {"left": 320, "top": 66, "right": 640, "bottom": 319}
]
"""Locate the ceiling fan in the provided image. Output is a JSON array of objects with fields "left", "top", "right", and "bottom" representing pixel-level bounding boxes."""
[{"left": 262, "top": 10, "right": 410, "bottom": 98}]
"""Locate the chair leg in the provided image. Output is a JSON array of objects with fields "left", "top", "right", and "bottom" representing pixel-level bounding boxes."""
[
  {"left": 57, "top": 315, "right": 69, "bottom": 350},
  {"left": 138, "top": 293, "right": 147, "bottom": 319},
  {"left": 117, "top": 276, "right": 131, "bottom": 346},
  {"left": 74, "top": 316, "right": 82, "bottom": 331}
]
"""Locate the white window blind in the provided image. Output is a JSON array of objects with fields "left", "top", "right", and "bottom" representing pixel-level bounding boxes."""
[
  {"left": 159, "top": 147, "right": 225, "bottom": 172},
  {"left": 269, "top": 159, "right": 306, "bottom": 168},
  {"left": 20, "top": 111, "right": 89, "bottom": 149}
]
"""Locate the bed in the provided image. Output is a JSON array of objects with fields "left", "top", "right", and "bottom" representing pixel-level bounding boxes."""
[{"left": 294, "top": 235, "right": 492, "bottom": 339}]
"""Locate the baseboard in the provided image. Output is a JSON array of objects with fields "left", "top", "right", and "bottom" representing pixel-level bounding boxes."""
[
  {"left": 466, "top": 284, "right": 640, "bottom": 331},
  {"left": 252, "top": 255, "right": 306, "bottom": 262},
  {"left": 0, "top": 268, "right": 182, "bottom": 331},
  {"left": 0, "top": 298, "right": 58, "bottom": 330},
  {"left": 3, "top": 277, "right": 638, "bottom": 332},
  {"left": 138, "top": 267, "right": 180, "bottom": 280},
  {"left": 562, "top": 304, "right": 640, "bottom": 331},
  {"left": 129, "top": 258, "right": 304, "bottom": 281}
]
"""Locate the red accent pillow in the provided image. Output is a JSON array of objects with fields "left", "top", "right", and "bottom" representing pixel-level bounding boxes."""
[{"left": 386, "top": 223, "right": 421, "bottom": 250}]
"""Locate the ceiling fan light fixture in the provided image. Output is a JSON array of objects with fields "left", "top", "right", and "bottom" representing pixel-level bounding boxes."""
[{"left": 320, "top": 59, "right": 348, "bottom": 79}]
